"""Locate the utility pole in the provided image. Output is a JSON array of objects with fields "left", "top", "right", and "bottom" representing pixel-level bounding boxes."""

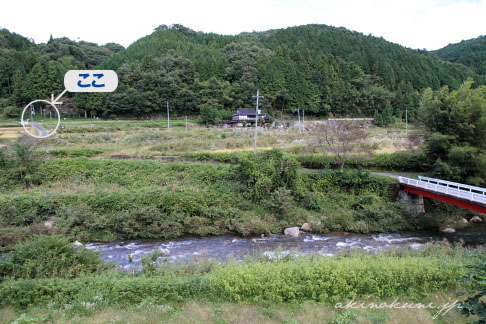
[
  {"left": 30, "top": 106, "right": 35, "bottom": 134},
  {"left": 166, "top": 101, "right": 170, "bottom": 129},
  {"left": 302, "top": 109, "right": 305, "bottom": 131},
  {"left": 185, "top": 115, "right": 188, "bottom": 134},
  {"left": 252, "top": 89, "right": 264, "bottom": 154},
  {"left": 405, "top": 108, "right": 408, "bottom": 135},
  {"left": 296, "top": 107, "right": 301, "bottom": 133}
]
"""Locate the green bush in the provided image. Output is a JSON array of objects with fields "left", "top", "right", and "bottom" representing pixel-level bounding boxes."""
[
  {"left": 200, "top": 106, "right": 221, "bottom": 125},
  {"left": 45, "top": 148, "right": 104, "bottom": 158},
  {"left": 0, "top": 274, "right": 209, "bottom": 308},
  {"left": 296, "top": 152, "right": 428, "bottom": 172},
  {"left": 0, "top": 248, "right": 468, "bottom": 308},
  {"left": 209, "top": 254, "right": 463, "bottom": 302},
  {"left": 0, "top": 143, "right": 44, "bottom": 189},
  {"left": 302, "top": 169, "right": 395, "bottom": 197},
  {"left": 0, "top": 235, "right": 109, "bottom": 280},
  {"left": 2, "top": 106, "right": 20, "bottom": 118},
  {"left": 457, "top": 252, "right": 486, "bottom": 323},
  {"left": 236, "top": 149, "right": 300, "bottom": 202}
]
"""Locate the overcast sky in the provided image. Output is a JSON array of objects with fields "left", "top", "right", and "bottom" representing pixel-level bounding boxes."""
[{"left": 1, "top": 0, "right": 485, "bottom": 50}]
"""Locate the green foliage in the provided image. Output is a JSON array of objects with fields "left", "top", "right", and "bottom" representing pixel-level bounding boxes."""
[
  {"left": 420, "top": 80, "right": 486, "bottom": 185},
  {"left": 200, "top": 106, "right": 221, "bottom": 125},
  {"left": 435, "top": 35, "right": 486, "bottom": 75},
  {"left": 0, "top": 247, "right": 469, "bottom": 308},
  {"left": 0, "top": 235, "right": 108, "bottom": 280},
  {"left": 236, "top": 149, "right": 300, "bottom": 202},
  {"left": 0, "top": 24, "right": 481, "bottom": 118},
  {"left": 0, "top": 141, "right": 43, "bottom": 189},
  {"left": 296, "top": 152, "right": 428, "bottom": 172},
  {"left": 209, "top": 253, "right": 463, "bottom": 302},
  {"left": 457, "top": 253, "right": 486, "bottom": 324},
  {"left": 328, "top": 311, "right": 358, "bottom": 324},
  {"left": 2, "top": 105, "right": 19, "bottom": 118},
  {"left": 0, "top": 152, "right": 429, "bottom": 243},
  {"left": 44, "top": 147, "right": 104, "bottom": 158}
]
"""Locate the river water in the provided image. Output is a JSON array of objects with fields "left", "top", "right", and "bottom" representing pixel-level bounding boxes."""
[{"left": 85, "top": 225, "right": 486, "bottom": 270}]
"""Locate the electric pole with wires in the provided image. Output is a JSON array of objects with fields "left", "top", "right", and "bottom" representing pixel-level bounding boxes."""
[{"left": 253, "top": 89, "right": 264, "bottom": 154}]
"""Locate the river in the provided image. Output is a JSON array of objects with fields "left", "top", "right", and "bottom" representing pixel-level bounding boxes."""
[{"left": 85, "top": 224, "right": 486, "bottom": 270}]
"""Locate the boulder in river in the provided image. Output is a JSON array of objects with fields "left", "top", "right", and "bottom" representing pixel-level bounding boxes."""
[
  {"left": 301, "top": 223, "right": 311, "bottom": 232},
  {"left": 159, "top": 248, "right": 170, "bottom": 256},
  {"left": 284, "top": 227, "right": 300, "bottom": 238},
  {"left": 470, "top": 216, "right": 483, "bottom": 223},
  {"left": 73, "top": 241, "right": 84, "bottom": 248},
  {"left": 442, "top": 227, "right": 456, "bottom": 233}
]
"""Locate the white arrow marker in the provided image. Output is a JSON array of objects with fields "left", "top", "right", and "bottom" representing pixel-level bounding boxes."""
[{"left": 51, "top": 89, "right": 67, "bottom": 105}]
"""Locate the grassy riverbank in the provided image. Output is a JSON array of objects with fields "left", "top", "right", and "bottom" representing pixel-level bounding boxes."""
[
  {"left": 0, "top": 237, "right": 481, "bottom": 324},
  {"left": 0, "top": 120, "right": 475, "bottom": 246},
  {"left": 1, "top": 152, "right": 436, "bottom": 246}
]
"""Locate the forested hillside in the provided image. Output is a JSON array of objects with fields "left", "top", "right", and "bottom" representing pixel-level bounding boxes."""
[
  {"left": 0, "top": 29, "right": 123, "bottom": 115},
  {"left": 434, "top": 35, "right": 486, "bottom": 76},
  {"left": 0, "top": 24, "right": 482, "bottom": 121}
]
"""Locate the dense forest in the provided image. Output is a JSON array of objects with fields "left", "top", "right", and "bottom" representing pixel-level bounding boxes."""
[
  {"left": 434, "top": 35, "right": 486, "bottom": 76},
  {"left": 0, "top": 24, "right": 483, "bottom": 122}
]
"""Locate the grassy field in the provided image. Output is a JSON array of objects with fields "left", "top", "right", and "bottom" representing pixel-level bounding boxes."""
[
  {"left": 0, "top": 292, "right": 470, "bottom": 324},
  {"left": 0, "top": 117, "right": 418, "bottom": 157}
]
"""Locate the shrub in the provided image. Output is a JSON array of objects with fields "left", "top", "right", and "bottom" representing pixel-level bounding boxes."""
[
  {"left": 0, "top": 142, "right": 44, "bottom": 189},
  {"left": 209, "top": 254, "right": 463, "bottom": 302},
  {"left": 457, "top": 252, "right": 486, "bottom": 323},
  {"left": 0, "top": 235, "right": 109, "bottom": 280},
  {"left": 0, "top": 247, "right": 469, "bottom": 308},
  {"left": 2, "top": 106, "right": 20, "bottom": 118},
  {"left": 45, "top": 148, "right": 104, "bottom": 158},
  {"left": 200, "top": 106, "right": 221, "bottom": 125},
  {"left": 296, "top": 152, "right": 428, "bottom": 172},
  {"left": 236, "top": 149, "right": 300, "bottom": 202}
]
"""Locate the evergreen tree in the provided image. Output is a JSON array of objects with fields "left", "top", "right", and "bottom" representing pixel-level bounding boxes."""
[
  {"left": 11, "top": 69, "right": 23, "bottom": 106},
  {"left": 22, "top": 63, "right": 48, "bottom": 102}
]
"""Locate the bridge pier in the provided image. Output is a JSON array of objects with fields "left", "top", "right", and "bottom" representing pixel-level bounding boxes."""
[{"left": 399, "top": 190, "right": 425, "bottom": 213}]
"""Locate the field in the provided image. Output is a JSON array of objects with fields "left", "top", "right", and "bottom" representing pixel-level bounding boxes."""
[
  {"left": 0, "top": 292, "right": 469, "bottom": 324},
  {"left": 0, "top": 117, "right": 417, "bottom": 156},
  {"left": 0, "top": 127, "right": 22, "bottom": 140}
]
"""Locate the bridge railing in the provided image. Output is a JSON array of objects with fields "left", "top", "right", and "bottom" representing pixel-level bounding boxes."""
[{"left": 398, "top": 176, "right": 486, "bottom": 205}]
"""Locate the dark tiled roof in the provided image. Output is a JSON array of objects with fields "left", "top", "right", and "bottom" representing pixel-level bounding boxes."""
[{"left": 236, "top": 108, "right": 257, "bottom": 115}]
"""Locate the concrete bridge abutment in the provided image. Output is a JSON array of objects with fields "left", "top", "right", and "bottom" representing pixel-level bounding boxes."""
[{"left": 399, "top": 190, "right": 425, "bottom": 213}]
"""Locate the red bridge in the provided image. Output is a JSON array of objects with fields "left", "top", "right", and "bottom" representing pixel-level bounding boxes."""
[{"left": 399, "top": 176, "right": 486, "bottom": 214}]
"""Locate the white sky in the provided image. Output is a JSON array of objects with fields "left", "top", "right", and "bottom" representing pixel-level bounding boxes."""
[{"left": 1, "top": 0, "right": 485, "bottom": 50}]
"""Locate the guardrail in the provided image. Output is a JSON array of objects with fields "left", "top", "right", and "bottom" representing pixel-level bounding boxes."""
[{"left": 398, "top": 176, "right": 486, "bottom": 205}]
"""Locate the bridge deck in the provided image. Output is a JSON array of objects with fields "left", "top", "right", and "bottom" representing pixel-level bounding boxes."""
[{"left": 398, "top": 176, "right": 486, "bottom": 207}]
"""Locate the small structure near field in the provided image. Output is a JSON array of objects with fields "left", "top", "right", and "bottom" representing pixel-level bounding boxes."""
[{"left": 223, "top": 108, "right": 270, "bottom": 127}]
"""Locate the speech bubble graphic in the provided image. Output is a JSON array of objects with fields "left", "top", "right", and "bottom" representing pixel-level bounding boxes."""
[{"left": 64, "top": 70, "right": 118, "bottom": 92}]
